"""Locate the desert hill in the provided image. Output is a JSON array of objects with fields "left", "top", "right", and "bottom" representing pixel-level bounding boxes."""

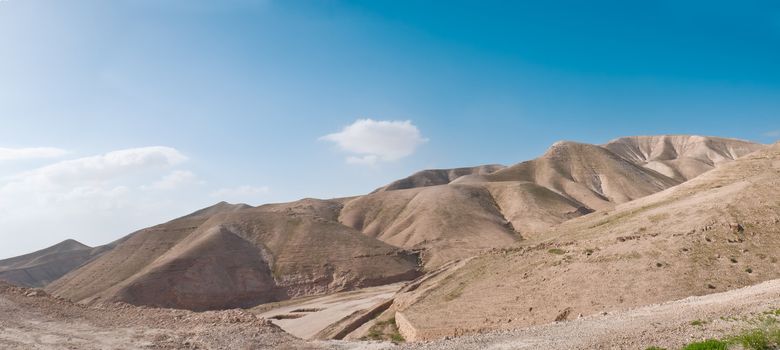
[
  {"left": 41, "top": 135, "right": 764, "bottom": 314},
  {"left": 604, "top": 135, "right": 764, "bottom": 181},
  {"left": 0, "top": 239, "right": 110, "bottom": 288},
  {"left": 339, "top": 136, "right": 761, "bottom": 268},
  {"left": 373, "top": 164, "right": 505, "bottom": 192},
  {"left": 340, "top": 184, "right": 522, "bottom": 268},
  {"left": 388, "top": 141, "right": 779, "bottom": 340},
  {"left": 46, "top": 199, "right": 420, "bottom": 311}
]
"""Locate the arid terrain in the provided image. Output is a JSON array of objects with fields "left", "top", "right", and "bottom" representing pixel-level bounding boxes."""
[
  {"left": 0, "top": 281, "right": 311, "bottom": 350},
  {"left": 2, "top": 135, "right": 779, "bottom": 349},
  {"left": 6, "top": 275, "right": 780, "bottom": 349},
  {"left": 0, "top": 239, "right": 113, "bottom": 288}
]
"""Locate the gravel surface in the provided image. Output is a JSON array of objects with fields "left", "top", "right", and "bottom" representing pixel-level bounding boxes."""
[
  {"left": 4, "top": 278, "right": 780, "bottom": 350},
  {"left": 399, "top": 278, "right": 780, "bottom": 350},
  {"left": 0, "top": 282, "right": 314, "bottom": 350}
]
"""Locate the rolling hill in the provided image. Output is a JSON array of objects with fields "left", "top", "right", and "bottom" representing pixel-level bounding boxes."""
[
  {"left": 340, "top": 136, "right": 762, "bottom": 268},
  {"left": 46, "top": 200, "right": 420, "bottom": 311},
  {"left": 38, "top": 135, "right": 764, "bottom": 316},
  {"left": 0, "top": 239, "right": 111, "bottom": 288},
  {"left": 389, "top": 141, "right": 778, "bottom": 340}
]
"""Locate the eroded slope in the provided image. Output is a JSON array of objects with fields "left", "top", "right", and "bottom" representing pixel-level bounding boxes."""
[
  {"left": 342, "top": 136, "right": 755, "bottom": 268},
  {"left": 392, "top": 142, "right": 780, "bottom": 340},
  {"left": 0, "top": 239, "right": 110, "bottom": 288},
  {"left": 47, "top": 200, "right": 420, "bottom": 310}
]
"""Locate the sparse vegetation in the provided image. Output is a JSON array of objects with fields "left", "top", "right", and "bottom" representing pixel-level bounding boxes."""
[
  {"left": 690, "top": 319, "right": 707, "bottom": 326},
  {"left": 731, "top": 329, "right": 771, "bottom": 350},
  {"left": 682, "top": 339, "right": 728, "bottom": 350},
  {"left": 362, "top": 317, "right": 404, "bottom": 343},
  {"left": 746, "top": 267, "right": 754, "bottom": 274},
  {"left": 764, "top": 309, "right": 780, "bottom": 316},
  {"left": 645, "top": 347, "right": 667, "bottom": 350},
  {"left": 548, "top": 248, "right": 566, "bottom": 255},
  {"left": 677, "top": 312, "right": 780, "bottom": 350},
  {"left": 389, "top": 331, "right": 405, "bottom": 342}
]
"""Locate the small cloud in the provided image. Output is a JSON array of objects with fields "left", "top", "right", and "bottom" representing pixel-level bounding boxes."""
[
  {"left": 4, "top": 146, "right": 187, "bottom": 190},
  {"left": 0, "top": 147, "right": 68, "bottom": 161},
  {"left": 320, "top": 119, "right": 428, "bottom": 165},
  {"left": 763, "top": 130, "right": 780, "bottom": 138},
  {"left": 211, "top": 185, "right": 270, "bottom": 203},
  {"left": 145, "top": 170, "right": 202, "bottom": 190}
]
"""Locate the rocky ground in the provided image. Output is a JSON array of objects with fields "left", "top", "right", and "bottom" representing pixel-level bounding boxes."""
[
  {"left": 399, "top": 278, "right": 780, "bottom": 349},
  {"left": 0, "top": 281, "right": 314, "bottom": 350},
  {"left": 6, "top": 277, "right": 780, "bottom": 349}
]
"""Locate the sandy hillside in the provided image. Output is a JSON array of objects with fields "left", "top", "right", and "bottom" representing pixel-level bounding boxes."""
[
  {"left": 400, "top": 278, "right": 780, "bottom": 349},
  {"left": 339, "top": 184, "right": 522, "bottom": 268},
  {"left": 605, "top": 135, "right": 764, "bottom": 181},
  {"left": 0, "top": 239, "right": 111, "bottom": 288},
  {"left": 388, "top": 141, "right": 780, "bottom": 340},
  {"left": 339, "top": 135, "right": 761, "bottom": 267},
  {"left": 372, "top": 164, "right": 506, "bottom": 192},
  {"left": 25, "top": 135, "right": 764, "bottom": 327},
  {"left": 46, "top": 199, "right": 420, "bottom": 311}
]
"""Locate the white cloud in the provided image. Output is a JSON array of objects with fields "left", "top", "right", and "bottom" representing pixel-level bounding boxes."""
[
  {"left": 146, "top": 170, "right": 201, "bottom": 190},
  {"left": 211, "top": 185, "right": 269, "bottom": 203},
  {"left": 0, "top": 146, "right": 197, "bottom": 258},
  {"left": 2, "top": 146, "right": 187, "bottom": 192},
  {"left": 320, "top": 119, "right": 428, "bottom": 165},
  {"left": 0, "top": 147, "right": 68, "bottom": 161}
]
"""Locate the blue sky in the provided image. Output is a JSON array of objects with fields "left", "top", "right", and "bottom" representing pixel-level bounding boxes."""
[{"left": 0, "top": 0, "right": 779, "bottom": 257}]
